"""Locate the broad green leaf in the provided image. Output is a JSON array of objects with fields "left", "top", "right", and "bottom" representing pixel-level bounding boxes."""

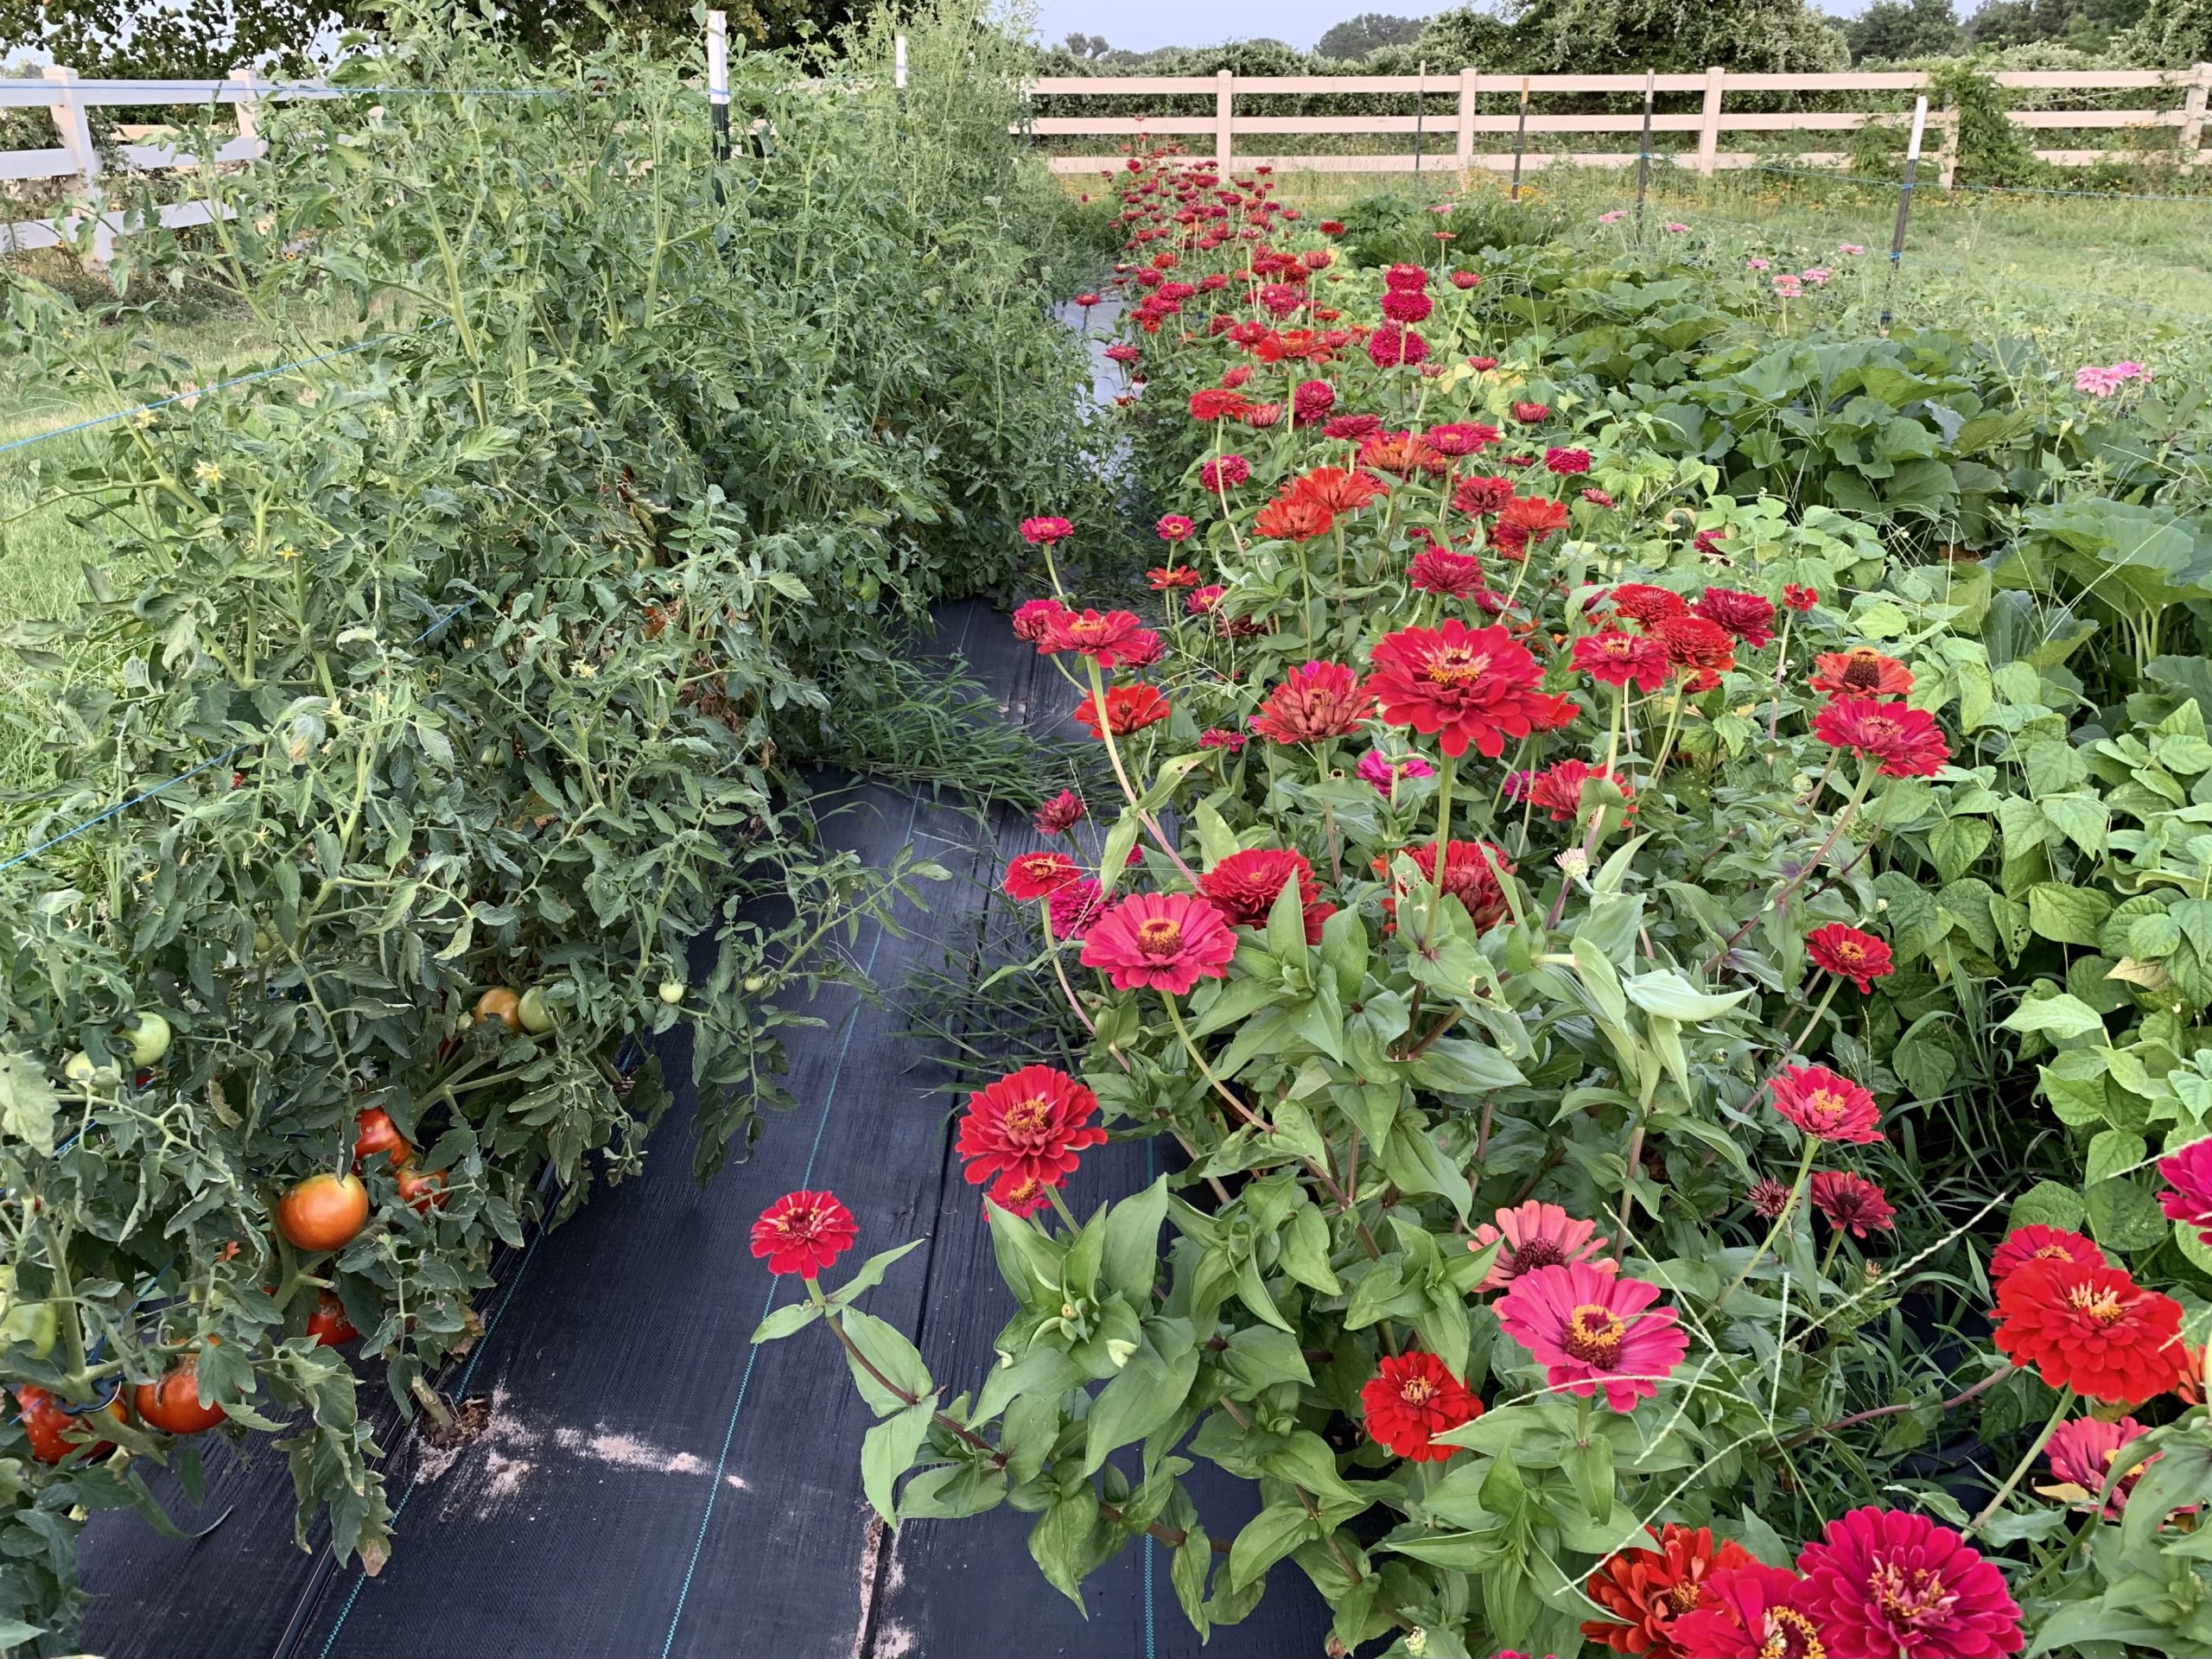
[
  {"left": 0, "top": 1052, "right": 59, "bottom": 1155},
  {"left": 861, "top": 1397, "right": 935, "bottom": 1524},
  {"left": 1621, "top": 969, "right": 1747, "bottom": 1022},
  {"left": 2000, "top": 993, "right": 2105, "bottom": 1039}
]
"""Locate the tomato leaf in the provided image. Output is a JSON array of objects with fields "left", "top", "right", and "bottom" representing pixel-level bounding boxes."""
[{"left": 0, "top": 1054, "right": 58, "bottom": 1156}]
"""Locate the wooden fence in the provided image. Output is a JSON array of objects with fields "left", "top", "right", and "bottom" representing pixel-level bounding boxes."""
[{"left": 1023, "top": 65, "right": 2212, "bottom": 184}]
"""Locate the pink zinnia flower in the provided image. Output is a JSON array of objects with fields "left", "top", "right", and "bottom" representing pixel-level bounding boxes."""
[
  {"left": 1408, "top": 546, "right": 1485, "bottom": 598},
  {"left": 750, "top": 1190, "right": 858, "bottom": 1279},
  {"left": 1366, "top": 323, "right": 1428, "bottom": 369},
  {"left": 1468, "top": 1201, "right": 1614, "bottom": 1291},
  {"left": 1493, "top": 1262, "right": 1688, "bottom": 1411},
  {"left": 1156, "top": 513, "right": 1195, "bottom": 542},
  {"left": 1248, "top": 660, "right": 1373, "bottom": 744},
  {"left": 1046, "top": 876, "right": 1104, "bottom": 941},
  {"left": 1812, "top": 696, "right": 1951, "bottom": 777},
  {"left": 1543, "top": 446, "right": 1591, "bottom": 476},
  {"left": 1425, "top": 421, "right": 1499, "bottom": 458},
  {"left": 1038, "top": 607, "right": 1160, "bottom": 668},
  {"left": 1355, "top": 748, "right": 1435, "bottom": 795},
  {"left": 1012, "top": 597, "right": 1066, "bottom": 643},
  {"left": 1808, "top": 1170, "right": 1896, "bottom": 1238},
  {"left": 1199, "top": 454, "right": 1251, "bottom": 493},
  {"left": 1078, "top": 891, "right": 1237, "bottom": 995},
  {"left": 2158, "top": 1137, "right": 2212, "bottom": 1243},
  {"left": 1795, "top": 1508, "right": 2023, "bottom": 1659},
  {"left": 1770, "top": 1065, "right": 1885, "bottom": 1144},
  {"left": 1020, "top": 516, "right": 1074, "bottom": 545},
  {"left": 1033, "top": 790, "right": 1085, "bottom": 836},
  {"left": 2042, "top": 1415, "right": 2158, "bottom": 1518}
]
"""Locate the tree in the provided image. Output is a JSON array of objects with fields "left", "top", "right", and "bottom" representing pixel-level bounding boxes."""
[
  {"left": 1964, "top": 0, "right": 2148, "bottom": 50},
  {"left": 1842, "top": 0, "right": 1961, "bottom": 61},
  {"left": 1503, "top": 0, "right": 1847, "bottom": 72},
  {"left": 1315, "top": 12, "right": 1425, "bottom": 59},
  {"left": 1061, "top": 31, "right": 1111, "bottom": 59}
]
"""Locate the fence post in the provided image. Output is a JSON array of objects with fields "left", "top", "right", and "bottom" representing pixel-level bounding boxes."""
[
  {"left": 1456, "top": 66, "right": 1477, "bottom": 176},
  {"left": 1881, "top": 95, "right": 1928, "bottom": 335},
  {"left": 1215, "top": 69, "right": 1233, "bottom": 168},
  {"left": 2182, "top": 63, "right": 2210, "bottom": 175},
  {"left": 1934, "top": 106, "right": 1958, "bottom": 191},
  {"left": 227, "top": 67, "right": 265, "bottom": 160},
  {"left": 1697, "top": 66, "right": 1724, "bottom": 176},
  {"left": 1635, "top": 68, "right": 1655, "bottom": 238},
  {"left": 42, "top": 67, "right": 111, "bottom": 264},
  {"left": 1414, "top": 60, "right": 1426, "bottom": 174},
  {"left": 1509, "top": 77, "right": 1529, "bottom": 200}
]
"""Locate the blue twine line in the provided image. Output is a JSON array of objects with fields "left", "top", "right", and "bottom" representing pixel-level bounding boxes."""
[
  {"left": 1739, "top": 162, "right": 2212, "bottom": 206},
  {"left": 0, "top": 746, "right": 247, "bottom": 875},
  {"left": 0, "top": 328, "right": 435, "bottom": 457}
]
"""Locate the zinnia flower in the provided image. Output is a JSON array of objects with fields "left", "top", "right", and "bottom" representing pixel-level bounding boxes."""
[
  {"left": 1582, "top": 1524, "right": 1753, "bottom": 1657},
  {"left": 1366, "top": 323, "right": 1428, "bottom": 368},
  {"left": 1198, "top": 728, "right": 1247, "bottom": 752},
  {"left": 1654, "top": 613, "right": 1737, "bottom": 693},
  {"left": 1366, "top": 620, "right": 1575, "bottom": 760},
  {"left": 957, "top": 1065, "right": 1107, "bottom": 1195},
  {"left": 1323, "top": 413, "right": 1382, "bottom": 442},
  {"left": 1253, "top": 494, "right": 1335, "bottom": 543},
  {"left": 2041, "top": 1415, "right": 2158, "bottom": 1518},
  {"left": 1198, "top": 454, "right": 1251, "bottom": 493},
  {"left": 1047, "top": 876, "right": 1104, "bottom": 941},
  {"left": 1993, "top": 1258, "right": 2190, "bottom": 1403},
  {"left": 1356, "top": 749, "right": 1434, "bottom": 794},
  {"left": 1670, "top": 1562, "right": 1827, "bottom": 1659},
  {"left": 1574, "top": 629, "right": 1671, "bottom": 692},
  {"left": 1812, "top": 697, "right": 1952, "bottom": 778},
  {"left": 1770, "top": 1065, "right": 1884, "bottom": 1144},
  {"left": 1452, "top": 474, "right": 1516, "bottom": 517},
  {"left": 1002, "top": 850, "right": 1081, "bottom": 901},
  {"left": 1746, "top": 1176, "right": 1794, "bottom": 1219},
  {"left": 1012, "top": 597, "right": 1066, "bottom": 642},
  {"left": 1288, "top": 465, "right": 1387, "bottom": 515},
  {"left": 1808, "top": 646, "right": 1912, "bottom": 698},
  {"left": 1408, "top": 546, "right": 1485, "bottom": 598},
  {"left": 1199, "top": 848, "right": 1332, "bottom": 942},
  {"left": 1544, "top": 446, "right": 1591, "bottom": 475},
  {"left": 1073, "top": 683, "right": 1172, "bottom": 739},
  {"left": 1188, "top": 388, "right": 1250, "bottom": 423},
  {"left": 1359, "top": 430, "right": 1446, "bottom": 478},
  {"left": 1493, "top": 1262, "right": 1688, "bottom": 1411},
  {"left": 750, "top": 1190, "right": 858, "bottom": 1278},
  {"left": 1156, "top": 513, "right": 1196, "bottom": 542},
  {"left": 984, "top": 1172, "right": 1057, "bottom": 1217},
  {"left": 1147, "top": 565, "right": 1201, "bottom": 590},
  {"left": 2157, "top": 1136, "right": 2212, "bottom": 1244},
  {"left": 1020, "top": 516, "right": 1074, "bottom": 545},
  {"left": 1782, "top": 583, "right": 1817, "bottom": 612},
  {"left": 1427, "top": 421, "right": 1500, "bottom": 458},
  {"left": 1039, "top": 607, "right": 1160, "bottom": 668},
  {"left": 1795, "top": 1507, "right": 2024, "bottom": 1659},
  {"left": 1469, "top": 1200, "right": 1613, "bottom": 1290},
  {"left": 1249, "top": 661, "right": 1372, "bottom": 744},
  {"left": 1380, "top": 287, "right": 1433, "bottom": 324},
  {"left": 1033, "top": 790, "right": 1085, "bottom": 836},
  {"left": 1079, "top": 891, "right": 1238, "bottom": 995},
  {"left": 1510, "top": 759, "right": 1633, "bottom": 825},
  {"left": 1510, "top": 400, "right": 1550, "bottom": 423},
  {"left": 1988, "top": 1224, "right": 2105, "bottom": 1287},
  {"left": 1361, "top": 1351, "right": 1480, "bottom": 1463},
  {"left": 1292, "top": 378, "right": 1335, "bottom": 425},
  {"left": 1609, "top": 582, "right": 1689, "bottom": 626},
  {"left": 1374, "top": 838, "right": 1514, "bottom": 931},
  {"left": 1691, "top": 588, "right": 1776, "bottom": 650},
  {"left": 1808, "top": 1170, "right": 1896, "bottom": 1238},
  {"left": 1806, "top": 923, "right": 1894, "bottom": 993}
]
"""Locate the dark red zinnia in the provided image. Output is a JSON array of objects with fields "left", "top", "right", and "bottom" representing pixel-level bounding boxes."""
[
  {"left": 1199, "top": 847, "right": 1332, "bottom": 942},
  {"left": 1360, "top": 1350, "right": 1480, "bottom": 1463},
  {"left": 750, "top": 1190, "right": 858, "bottom": 1278},
  {"left": 1805, "top": 923, "right": 1894, "bottom": 993}
]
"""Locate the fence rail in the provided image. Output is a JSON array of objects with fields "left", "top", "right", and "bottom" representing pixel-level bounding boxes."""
[{"left": 1021, "top": 63, "right": 2212, "bottom": 182}]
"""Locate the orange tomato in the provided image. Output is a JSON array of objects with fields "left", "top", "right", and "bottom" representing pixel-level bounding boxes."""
[
  {"left": 133, "top": 1352, "right": 227, "bottom": 1435},
  {"left": 276, "top": 1173, "right": 369, "bottom": 1253},
  {"left": 396, "top": 1167, "right": 448, "bottom": 1214},
  {"left": 475, "top": 988, "right": 522, "bottom": 1032}
]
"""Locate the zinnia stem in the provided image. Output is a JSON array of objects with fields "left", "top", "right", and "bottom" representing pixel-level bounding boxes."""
[
  {"left": 1421, "top": 748, "right": 1458, "bottom": 949},
  {"left": 1788, "top": 976, "right": 1842, "bottom": 1058},
  {"left": 1161, "top": 991, "right": 1269, "bottom": 1134},
  {"left": 1968, "top": 1387, "right": 2075, "bottom": 1535},
  {"left": 1715, "top": 1135, "right": 1820, "bottom": 1312},
  {"left": 1702, "top": 760, "right": 1877, "bottom": 977},
  {"left": 1766, "top": 610, "right": 1794, "bottom": 742},
  {"left": 1045, "top": 1184, "right": 1080, "bottom": 1232},
  {"left": 1084, "top": 658, "right": 1199, "bottom": 887},
  {"left": 1039, "top": 901, "right": 1096, "bottom": 1038}
]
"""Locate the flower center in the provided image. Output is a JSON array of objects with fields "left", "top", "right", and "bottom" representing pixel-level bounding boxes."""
[
  {"left": 1841, "top": 650, "right": 1884, "bottom": 690},
  {"left": 1510, "top": 1239, "right": 1567, "bottom": 1273},
  {"left": 781, "top": 1206, "right": 826, "bottom": 1243},
  {"left": 1002, "top": 1097, "right": 1053, "bottom": 1142},
  {"left": 1761, "top": 1608, "right": 1827, "bottom": 1659},
  {"left": 1664, "top": 1580, "right": 1704, "bottom": 1614},
  {"left": 1067, "top": 618, "right": 1110, "bottom": 645},
  {"left": 1425, "top": 647, "right": 1491, "bottom": 687},
  {"left": 1562, "top": 1305, "right": 1624, "bottom": 1365},
  {"left": 1869, "top": 1561, "right": 1954, "bottom": 1628},
  {"left": 2066, "top": 1283, "right": 2126, "bottom": 1324},
  {"left": 1860, "top": 716, "right": 1901, "bottom": 743},
  {"left": 1807, "top": 1088, "right": 1848, "bottom": 1123},
  {"left": 2033, "top": 1243, "right": 2075, "bottom": 1263},
  {"left": 1135, "top": 918, "right": 1185, "bottom": 957},
  {"left": 1399, "top": 1376, "right": 1437, "bottom": 1407}
]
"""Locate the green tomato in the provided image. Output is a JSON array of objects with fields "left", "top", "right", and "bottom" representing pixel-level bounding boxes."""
[
  {"left": 518, "top": 986, "right": 556, "bottom": 1033},
  {"left": 0, "top": 1296, "right": 58, "bottom": 1359},
  {"left": 62, "top": 1051, "right": 119, "bottom": 1087},
  {"left": 657, "top": 979, "right": 686, "bottom": 1006},
  {"left": 742, "top": 974, "right": 768, "bottom": 994},
  {"left": 124, "top": 1011, "right": 172, "bottom": 1067}
]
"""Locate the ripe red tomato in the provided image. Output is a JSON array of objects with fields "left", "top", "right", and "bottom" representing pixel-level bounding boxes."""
[
  {"left": 353, "top": 1108, "right": 412, "bottom": 1169},
  {"left": 307, "top": 1291, "right": 359, "bottom": 1347},
  {"left": 275, "top": 1173, "right": 369, "bottom": 1253},
  {"left": 133, "top": 1353, "right": 227, "bottom": 1435},
  {"left": 14, "top": 1386, "right": 123, "bottom": 1463},
  {"left": 396, "top": 1167, "right": 448, "bottom": 1214}
]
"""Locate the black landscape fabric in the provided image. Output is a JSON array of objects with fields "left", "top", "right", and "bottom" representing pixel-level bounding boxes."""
[{"left": 79, "top": 601, "right": 1332, "bottom": 1659}]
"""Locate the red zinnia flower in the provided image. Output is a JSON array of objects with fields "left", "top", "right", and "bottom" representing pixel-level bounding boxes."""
[
  {"left": 1366, "top": 323, "right": 1428, "bottom": 368},
  {"left": 1002, "top": 850, "right": 1081, "bottom": 901},
  {"left": 1292, "top": 378, "right": 1335, "bottom": 425},
  {"left": 1288, "top": 465, "right": 1387, "bottom": 514},
  {"left": 1609, "top": 582, "right": 1689, "bottom": 626},
  {"left": 1426, "top": 421, "right": 1499, "bottom": 458},
  {"left": 984, "top": 1172, "right": 1056, "bottom": 1218},
  {"left": 1795, "top": 1508, "right": 2024, "bottom": 1659},
  {"left": 1408, "top": 546, "right": 1485, "bottom": 598},
  {"left": 1449, "top": 269, "right": 1479, "bottom": 289},
  {"left": 1374, "top": 838, "right": 1515, "bottom": 932},
  {"left": 1012, "top": 597, "right": 1067, "bottom": 642},
  {"left": 1812, "top": 697, "right": 1952, "bottom": 778},
  {"left": 1654, "top": 613, "right": 1737, "bottom": 693},
  {"left": 1073, "top": 683, "right": 1172, "bottom": 740},
  {"left": 1809, "top": 1170, "right": 1896, "bottom": 1238},
  {"left": 1510, "top": 400, "right": 1550, "bottom": 423},
  {"left": 1188, "top": 388, "right": 1250, "bottom": 423},
  {"left": 1670, "top": 1562, "right": 1827, "bottom": 1659},
  {"left": 1582, "top": 1523, "right": 1753, "bottom": 1658},
  {"left": 1380, "top": 287, "right": 1433, "bottom": 324},
  {"left": 1366, "top": 620, "right": 1575, "bottom": 760},
  {"left": 1452, "top": 474, "right": 1516, "bottom": 517},
  {"left": 1995, "top": 1258, "right": 2190, "bottom": 1402},
  {"left": 1581, "top": 486, "right": 1616, "bottom": 507},
  {"left": 1199, "top": 454, "right": 1251, "bottom": 493},
  {"left": 1254, "top": 495, "right": 1335, "bottom": 542},
  {"left": 1078, "top": 890, "right": 1238, "bottom": 995},
  {"left": 1574, "top": 629, "right": 1671, "bottom": 692},
  {"left": 1039, "top": 607, "right": 1160, "bottom": 668},
  {"left": 1360, "top": 1350, "right": 1480, "bottom": 1463},
  {"left": 1770, "top": 1065, "right": 1883, "bottom": 1144},
  {"left": 1989, "top": 1224, "right": 2106, "bottom": 1287},
  {"left": 1033, "top": 790, "right": 1085, "bottom": 836},
  {"left": 1467, "top": 354, "right": 1499, "bottom": 371},
  {"left": 1323, "top": 413, "right": 1382, "bottom": 442},
  {"left": 1513, "top": 759, "right": 1634, "bottom": 823},
  {"left": 1494, "top": 1262, "right": 1688, "bottom": 1412},
  {"left": 1382, "top": 262, "right": 1428, "bottom": 289},
  {"left": 1249, "top": 661, "right": 1373, "bottom": 744},
  {"left": 1359, "top": 429, "right": 1447, "bottom": 478},
  {"left": 1543, "top": 446, "right": 1592, "bottom": 475},
  {"left": 750, "top": 1190, "right": 858, "bottom": 1278},
  {"left": 1020, "top": 516, "right": 1074, "bottom": 545},
  {"left": 957, "top": 1065, "right": 1107, "bottom": 1195},
  {"left": 1691, "top": 587, "right": 1777, "bottom": 650},
  {"left": 1155, "top": 513, "right": 1196, "bottom": 542},
  {"left": 1148, "top": 565, "right": 1202, "bottom": 590},
  {"left": 1782, "top": 583, "right": 1818, "bottom": 612},
  {"left": 1808, "top": 646, "right": 1913, "bottom": 698},
  {"left": 1746, "top": 1176, "right": 1795, "bottom": 1220},
  {"left": 1806, "top": 923, "right": 1894, "bottom": 993},
  {"left": 1199, "top": 847, "right": 1332, "bottom": 942},
  {"left": 1497, "top": 493, "right": 1570, "bottom": 543},
  {"left": 2158, "top": 1136, "right": 2212, "bottom": 1243}
]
